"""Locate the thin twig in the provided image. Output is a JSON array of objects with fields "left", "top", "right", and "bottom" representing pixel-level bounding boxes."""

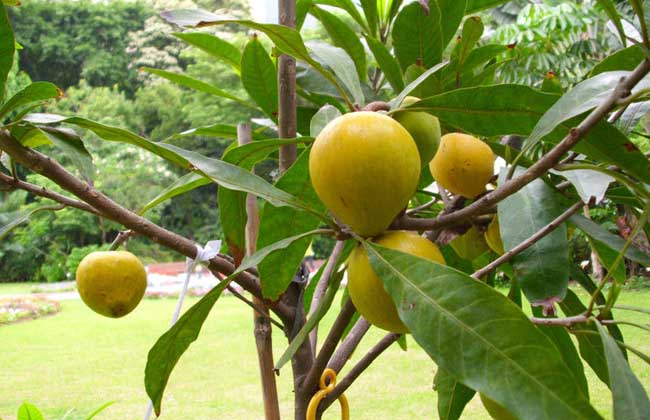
[
  {"left": 308, "top": 240, "right": 346, "bottom": 353},
  {"left": 226, "top": 285, "right": 284, "bottom": 329},
  {"left": 472, "top": 201, "right": 583, "bottom": 279},
  {"left": 391, "top": 59, "right": 650, "bottom": 232},
  {"left": 406, "top": 198, "right": 438, "bottom": 216},
  {"left": 318, "top": 333, "right": 400, "bottom": 415},
  {"left": 327, "top": 317, "right": 371, "bottom": 373},
  {"left": 108, "top": 230, "right": 135, "bottom": 251},
  {"left": 530, "top": 314, "right": 588, "bottom": 326}
]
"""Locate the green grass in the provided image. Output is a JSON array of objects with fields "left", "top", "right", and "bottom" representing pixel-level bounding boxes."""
[
  {"left": 0, "top": 288, "right": 648, "bottom": 420},
  {"left": 0, "top": 282, "right": 39, "bottom": 295}
]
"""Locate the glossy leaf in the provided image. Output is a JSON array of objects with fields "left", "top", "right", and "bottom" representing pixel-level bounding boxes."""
[
  {"left": 310, "top": 104, "right": 341, "bottom": 137},
  {"left": 433, "top": 368, "right": 475, "bottom": 420},
  {"left": 498, "top": 173, "right": 569, "bottom": 304},
  {"left": 139, "top": 172, "right": 209, "bottom": 215},
  {"left": 392, "top": 2, "right": 443, "bottom": 70},
  {"left": 0, "top": 82, "right": 62, "bottom": 120},
  {"left": 311, "top": 6, "right": 367, "bottom": 81},
  {"left": 0, "top": 4, "right": 14, "bottom": 104},
  {"left": 365, "top": 243, "right": 602, "bottom": 420},
  {"left": 17, "top": 402, "right": 43, "bottom": 420},
  {"left": 591, "top": 45, "right": 644, "bottom": 76},
  {"left": 551, "top": 168, "right": 614, "bottom": 204},
  {"left": 596, "top": 322, "right": 650, "bottom": 420},
  {"left": 410, "top": 86, "right": 650, "bottom": 184},
  {"left": 257, "top": 150, "right": 325, "bottom": 299},
  {"left": 438, "top": 0, "right": 467, "bottom": 48},
  {"left": 173, "top": 32, "right": 241, "bottom": 72},
  {"left": 365, "top": 35, "right": 404, "bottom": 92},
  {"left": 308, "top": 41, "right": 364, "bottom": 106},
  {"left": 465, "top": 0, "right": 509, "bottom": 13},
  {"left": 1, "top": 205, "right": 63, "bottom": 241},
  {"left": 241, "top": 36, "right": 278, "bottom": 118},
  {"left": 141, "top": 67, "right": 256, "bottom": 109},
  {"left": 569, "top": 215, "right": 650, "bottom": 266}
]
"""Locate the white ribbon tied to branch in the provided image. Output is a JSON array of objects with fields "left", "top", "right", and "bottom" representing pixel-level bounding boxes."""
[{"left": 144, "top": 240, "right": 222, "bottom": 420}]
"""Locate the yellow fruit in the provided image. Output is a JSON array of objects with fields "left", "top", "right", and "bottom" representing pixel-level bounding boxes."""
[
  {"left": 310, "top": 112, "right": 420, "bottom": 237},
  {"left": 76, "top": 251, "right": 147, "bottom": 318},
  {"left": 393, "top": 96, "right": 441, "bottom": 166},
  {"left": 429, "top": 133, "right": 494, "bottom": 198},
  {"left": 450, "top": 225, "right": 490, "bottom": 261},
  {"left": 485, "top": 217, "right": 505, "bottom": 255},
  {"left": 480, "top": 393, "right": 519, "bottom": 420},
  {"left": 347, "top": 231, "right": 445, "bottom": 333}
]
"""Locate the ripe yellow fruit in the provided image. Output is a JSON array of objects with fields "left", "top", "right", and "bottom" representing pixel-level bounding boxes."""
[
  {"left": 393, "top": 96, "right": 441, "bottom": 167},
  {"left": 76, "top": 251, "right": 147, "bottom": 318},
  {"left": 310, "top": 112, "right": 420, "bottom": 237},
  {"left": 450, "top": 225, "right": 490, "bottom": 261},
  {"left": 429, "top": 133, "right": 494, "bottom": 198},
  {"left": 480, "top": 393, "right": 519, "bottom": 420},
  {"left": 347, "top": 231, "right": 445, "bottom": 333},
  {"left": 485, "top": 217, "right": 505, "bottom": 255}
]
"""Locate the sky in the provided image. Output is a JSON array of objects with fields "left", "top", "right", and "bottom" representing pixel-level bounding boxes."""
[{"left": 249, "top": 0, "right": 278, "bottom": 24}]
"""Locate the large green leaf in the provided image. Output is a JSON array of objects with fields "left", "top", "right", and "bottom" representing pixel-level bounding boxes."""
[
  {"left": 365, "top": 243, "right": 602, "bottom": 420},
  {"left": 140, "top": 67, "right": 256, "bottom": 109},
  {"left": 465, "top": 0, "right": 509, "bottom": 13},
  {"left": 569, "top": 214, "right": 650, "bottom": 265},
  {"left": 257, "top": 149, "right": 325, "bottom": 299},
  {"left": 591, "top": 45, "right": 644, "bottom": 76},
  {"left": 433, "top": 368, "right": 475, "bottom": 420},
  {"left": 173, "top": 32, "right": 241, "bottom": 73},
  {"left": 146, "top": 228, "right": 322, "bottom": 415},
  {"left": 241, "top": 37, "right": 278, "bottom": 118},
  {"left": 315, "top": 0, "right": 368, "bottom": 32},
  {"left": 410, "top": 85, "right": 650, "bottom": 184},
  {"left": 359, "top": 0, "right": 378, "bottom": 37},
  {"left": 0, "top": 4, "right": 14, "bottom": 104},
  {"left": 438, "top": 0, "right": 467, "bottom": 49},
  {"left": 498, "top": 173, "right": 569, "bottom": 304},
  {"left": 171, "top": 123, "right": 265, "bottom": 141},
  {"left": 392, "top": 2, "right": 443, "bottom": 70},
  {"left": 596, "top": 322, "right": 650, "bottom": 420},
  {"left": 365, "top": 35, "right": 404, "bottom": 92},
  {"left": 0, "top": 82, "right": 62, "bottom": 120},
  {"left": 308, "top": 41, "right": 364, "bottom": 106},
  {"left": 139, "top": 172, "right": 209, "bottom": 216},
  {"left": 311, "top": 6, "right": 367, "bottom": 82},
  {"left": 455, "top": 16, "right": 483, "bottom": 66}
]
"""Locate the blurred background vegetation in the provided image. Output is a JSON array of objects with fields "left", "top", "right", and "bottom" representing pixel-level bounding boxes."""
[{"left": 1, "top": 0, "right": 647, "bottom": 283}]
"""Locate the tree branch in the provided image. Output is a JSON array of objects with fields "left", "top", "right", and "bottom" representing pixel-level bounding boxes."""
[
  {"left": 530, "top": 314, "right": 588, "bottom": 326},
  {"left": 391, "top": 59, "right": 650, "bottom": 232},
  {"left": 471, "top": 201, "right": 583, "bottom": 279},
  {"left": 327, "top": 317, "right": 371, "bottom": 373}
]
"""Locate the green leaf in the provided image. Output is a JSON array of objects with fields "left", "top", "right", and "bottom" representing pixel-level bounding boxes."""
[
  {"left": 1, "top": 205, "right": 63, "bottom": 241},
  {"left": 315, "top": 0, "right": 368, "bottom": 32},
  {"left": 310, "top": 104, "right": 341, "bottom": 137},
  {"left": 257, "top": 149, "right": 325, "bottom": 299},
  {"left": 410, "top": 85, "right": 650, "bottom": 184},
  {"left": 0, "top": 82, "right": 62, "bottom": 120},
  {"left": 456, "top": 16, "right": 483, "bottom": 66},
  {"left": 591, "top": 45, "right": 645, "bottom": 76},
  {"left": 241, "top": 36, "right": 278, "bottom": 118},
  {"left": 139, "top": 172, "right": 209, "bottom": 216},
  {"left": 2, "top": 0, "right": 21, "bottom": 6},
  {"left": 569, "top": 215, "right": 650, "bottom": 266},
  {"left": 551, "top": 168, "right": 614, "bottom": 204},
  {"left": 359, "top": 0, "right": 378, "bottom": 37},
  {"left": 438, "top": 0, "right": 467, "bottom": 49},
  {"left": 0, "top": 4, "right": 14, "bottom": 104},
  {"left": 498, "top": 173, "right": 569, "bottom": 304},
  {"left": 589, "top": 238, "right": 627, "bottom": 283},
  {"left": 311, "top": 6, "right": 367, "bottom": 82},
  {"left": 433, "top": 368, "right": 475, "bottom": 420},
  {"left": 392, "top": 2, "right": 443, "bottom": 70},
  {"left": 140, "top": 67, "right": 256, "bottom": 109},
  {"left": 173, "top": 32, "right": 241, "bottom": 73},
  {"left": 596, "top": 0, "right": 627, "bottom": 47},
  {"left": 364, "top": 242, "right": 602, "bottom": 420},
  {"left": 465, "top": 0, "right": 508, "bottom": 13},
  {"left": 308, "top": 41, "right": 364, "bottom": 106},
  {"left": 365, "top": 35, "right": 404, "bottom": 91},
  {"left": 172, "top": 123, "right": 265, "bottom": 141},
  {"left": 391, "top": 61, "right": 447, "bottom": 109},
  {"left": 296, "top": 0, "right": 312, "bottom": 30},
  {"left": 83, "top": 401, "right": 115, "bottom": 420},
  {"left": 595, "top": 322, "right": 650, "bottom": 420},
  {"left": 17, "top": 402, "right": 44, "bottom": 420},
  {"left": 38, "top": 126, "right": 95, "bottom": 181}
]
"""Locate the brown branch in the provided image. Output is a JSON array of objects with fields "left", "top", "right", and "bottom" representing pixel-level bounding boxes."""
[
  {"left": 391, "top": 59, "right": 650, "bottom": 232},
  {"left": 406, "top": 198, "right": 438, "bottom": 216},
  {"left": 0, "top": 171, "right": 102, "bottom": 216},
  {"left": 361, "top": 101, "right": 391, "bottom": 112},
  {"left": 278, "top": 0, "right": 297, "bottom": 172},
  {"left": 530, "top": 314, "right": 588, "bottom": 327},
  {"left": 308, "top": 240, "right": 346, "bottom": 353},
  {"left": 471, "top": 201, "right": 584, "bottom": 279},
  {"left": 318, "top": 333, "right": 400, "bottom": 415},
  {"left": 0, "top": 129, "right": 296, "bottom": 322},
  {"left": 327, "top": 317, "right": 371, "bottom": 373},
  {"left": 301, "top": 298, "right": 356, "bottom": 396}
]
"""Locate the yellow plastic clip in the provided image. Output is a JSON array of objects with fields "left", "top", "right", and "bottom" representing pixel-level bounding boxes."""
[{"left": 306, "top": 368, "right": 349, "bottom": 420}]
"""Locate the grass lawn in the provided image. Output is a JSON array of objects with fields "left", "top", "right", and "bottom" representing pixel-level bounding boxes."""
[{"left": 0, "top": 287, "right": 648, "bottom": 420}]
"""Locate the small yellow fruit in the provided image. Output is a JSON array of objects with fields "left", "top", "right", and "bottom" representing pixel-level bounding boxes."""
[
  {"left": 485, "top": 217, "right": 505, "bottom": 255},
  {"left": 450, "top": 225, "right": 490, "bottom": 261},
  {"left": 429, "top": 133, "right": 494, "bottom": 198},
  {"left": 347, "top": 231, "right": 445, "bottom": 333},
  {"left": 393, "top": 96, "right": 441, "bottom": 166},
  {"left": 76, "top": 251, "right": 147, "bottom": 318},
  {"left": 309, "top": 112, "right": 420, "bottom": 237},
  {"left": 480, "top": 393, "right": 519, "bottom": 420}
]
